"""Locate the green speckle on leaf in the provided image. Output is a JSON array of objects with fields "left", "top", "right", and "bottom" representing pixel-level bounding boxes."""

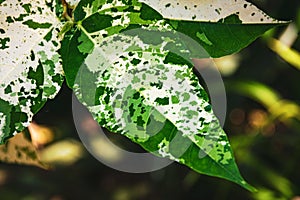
[
  {"left": 22, "top": 3, "right": 31, "bottom": 13},
  {"left": 219, "top": 14, "right": 243, "bottom": 24},
  {"left": 4, "top": 85, "right": 12, "bottom": 94},
  {"left": 6, "top": 16, "right": 14, "bottom": 23},
  {"left": 196, "top": 32, "right": 213, "bottom": 46},
  {"left": 0, "top": 37, "right": 10, "bottom": 49},
  {"left": 43, "top": 86, "right": 57, "bottom": 96},
  {"left": 205, "top": 105, "right": 212, "bottom": 112},
  {"left": 182, "top": 93, "right": 190, "bottom": 101},
  {"left": 132, "top": 76, "right": 140, "bottom": 84},
  {"left": 22, "top": 20, "right": 52, "bottom": 29},
  {"left": 185, "top": 110, "right": 199, "bottom": 119},
  {"left": 171, "top": 96, "right": 179, "bottom": 104},
  {"left": 155, "top": 97, "right": 169, "bottom": 105},
  {"left": 14, "top": 14, "right": 29, "bottom": 21},
  {"left": 131, "top": 58, "right": 141, "bottom": 65}
]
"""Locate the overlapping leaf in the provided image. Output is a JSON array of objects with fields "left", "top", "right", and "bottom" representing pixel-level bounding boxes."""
[
  {"left": 0, "top": 0, "right": 64, "bottom": 143},
  {"left": 140, "top": 0, "right": 287, "bottom": 57}
]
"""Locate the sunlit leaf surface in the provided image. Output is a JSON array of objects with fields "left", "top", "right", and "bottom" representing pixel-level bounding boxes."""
[
  {"left": 58, "top": 0, "right": 286, "bottom": 191},
  {"left": 0, "top": 0, "right": 64, "bottom": 143}
]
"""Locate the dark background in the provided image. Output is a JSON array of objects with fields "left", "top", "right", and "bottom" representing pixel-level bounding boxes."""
[{"left": 1, "top": 0, "right": 300, "bottom": 199}]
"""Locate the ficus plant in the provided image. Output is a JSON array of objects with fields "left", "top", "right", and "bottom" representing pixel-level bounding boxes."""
[{"left": 0, "top": 0, "right": 287, "bottom": 191}]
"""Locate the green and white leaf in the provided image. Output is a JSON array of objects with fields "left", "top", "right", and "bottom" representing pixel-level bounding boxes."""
[
  {"left": 140, "top": 0, "right": 285, "bottom": 23},
  {"left": 0, "top": 0, "right": 64, "bottom": 143},
  {"left": 60, "top": 0, "right": 269, "bottom": 191},
  {"left": 71, "top": 0, "right": 287, "bottom": 58},
  {"left": 153, "top": 0, "right": 288, "bottom": 57}
]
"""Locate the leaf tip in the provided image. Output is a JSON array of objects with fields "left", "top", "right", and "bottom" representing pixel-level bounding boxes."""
[{"left": 240, "top": 180, "right": 257, "bottom": 193}]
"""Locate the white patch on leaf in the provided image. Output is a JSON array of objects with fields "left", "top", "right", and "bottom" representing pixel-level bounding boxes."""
[
  {"left": 82, "top": 0, "right": 128, "bottom": 19},
  {"left": 65, "top": 0, "right": 80, "bottom": 8},
  {"left": 0, "top": 113, "right": 5, "bottom": 133},
  {"left": 140, "top": 0, "right": 286, "bottom": 24},
  {"left": 158, "top": 138, "right": 180, "bottom": 162}
]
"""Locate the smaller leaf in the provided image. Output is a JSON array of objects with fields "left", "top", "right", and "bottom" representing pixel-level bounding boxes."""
[{"left": 0, "top": 131, "right": 48, "bottom": 169}]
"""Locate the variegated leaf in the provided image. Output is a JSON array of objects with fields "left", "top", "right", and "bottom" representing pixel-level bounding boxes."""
[
  {"left": 140, "top": 0, "right": 285, "bottom": 23},
  {"left": 0, "top": 0, "right": 64, "bottom": 143},
  {"left": 61, "top": 0, "right": 262, "bottom": 191},
  {"left": 139, "top": 0, "right": 288, "bottom": 57}
]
